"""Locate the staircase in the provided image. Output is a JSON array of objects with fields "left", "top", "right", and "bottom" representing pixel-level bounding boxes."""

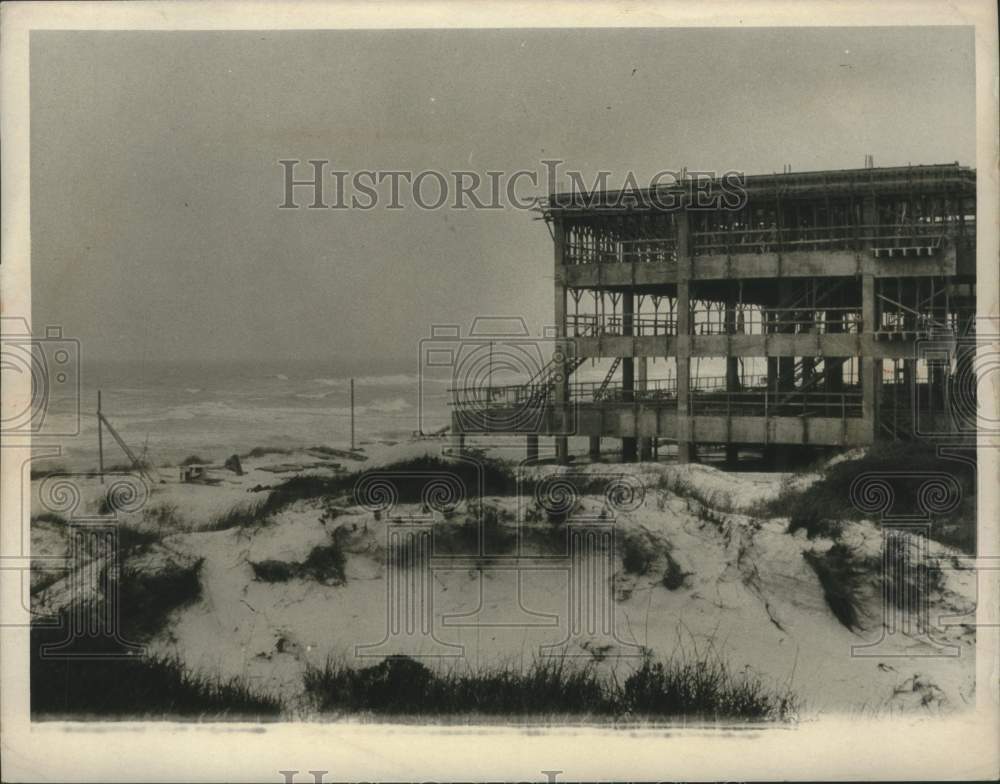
[
  {"left": 524, "top": 354, "right": 587, "bottom": 406},
  {"left": 593, "top": 358, "right": 622, "bottom": 401}
]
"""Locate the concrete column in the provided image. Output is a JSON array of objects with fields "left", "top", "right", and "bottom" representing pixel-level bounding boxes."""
[
  {"left": 588, "top": 436, "right": 601, "bottom": 461},
  {"left": 724, "top": 285, "right": 740, "bottom": 465},
  {"left": 621, "top": 291, "right": 637, "bottom": 462},
  {"left": 725, "top": 285, "right": 741, "bottom": 391},
  {"left": 777, "top": 280, "right": 796, "bottom": 393},
  {"left": 676, "top": 212, "right": 692, "bottom": 463},
  {"left": 636, "top": 355, "right": 653, "bottom": 459},
  {"left": 826, "top": 309, "right": 844, "bottom": 392},
  {"left": 861, "top": 273, "right": 878, "bottom": 441},
  {"left": 526, "top": 434, "right": 539, "bottom": 462},
  {"left": 553, "top": 219, "right": 570, "bottom": 463},
  {"left": 622, "top": 291, "right": 636, "bottom": 405}
]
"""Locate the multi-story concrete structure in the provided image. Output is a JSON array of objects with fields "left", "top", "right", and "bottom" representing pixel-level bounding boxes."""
[{"left": 452, "top": 163, "right": 977, "bottom": 464}]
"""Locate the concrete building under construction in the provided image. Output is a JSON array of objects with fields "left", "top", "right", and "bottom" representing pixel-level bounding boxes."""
[{"left": 451, "top": 163, "right": 978, "bottom": 464}]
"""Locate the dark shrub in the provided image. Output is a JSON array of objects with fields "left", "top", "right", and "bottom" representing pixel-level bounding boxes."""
[
  {"left": 662, "top": 551, "right": 687, "bottom": 590},
  {"left": 621, "top": 533, "right": 656, "bottom": 575},
  {"left": 250, "top": 559, "right": 298, "bottom": 582},
  {"left": 803, "top": 544, "right": 867, "bottom": 630},
  {"left": 301, "top": 543, "right": 347, "bottom": 585}
]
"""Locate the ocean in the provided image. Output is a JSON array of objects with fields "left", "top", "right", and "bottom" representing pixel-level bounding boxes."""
[{"left": 37, "top": 358, "right": 452, "bottom": 471}]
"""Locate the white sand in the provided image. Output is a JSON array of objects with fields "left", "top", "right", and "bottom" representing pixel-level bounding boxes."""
[{"left": 31, "top": 440, "right": 976, "bottom": 717}]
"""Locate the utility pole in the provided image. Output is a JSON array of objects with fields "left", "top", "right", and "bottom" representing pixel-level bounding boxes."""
[
  {"left": 97, "top": 390, "right": 104, "bottom": 484},
  {"left": 350, "top": 378, "right": 355, "bottom": 451}
]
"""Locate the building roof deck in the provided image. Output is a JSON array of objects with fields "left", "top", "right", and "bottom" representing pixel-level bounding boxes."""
[{"left": 542, "top": 163, "right": 976, "bottom": 217}]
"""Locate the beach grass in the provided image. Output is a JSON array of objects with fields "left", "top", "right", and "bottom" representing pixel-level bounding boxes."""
[{"left": 303, "top": 653, "right": 797, "bottom": 722}]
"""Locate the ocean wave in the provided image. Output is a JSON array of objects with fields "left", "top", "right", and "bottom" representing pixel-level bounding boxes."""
[
  {"left": 367, "top": 397, "right": 412, "bottom": 413},
  {"left": 311, "top": 373, "right": 453, "bottom": 388}
]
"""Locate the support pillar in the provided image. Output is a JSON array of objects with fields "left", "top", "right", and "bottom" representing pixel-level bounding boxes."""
[
  {"left": 588, "top": 436, "right": 601, "bottom": 461},
  {"left": 777, "top": 280, "right": 796, "bottom": 393},
  {"left": 526, "top": 434, "right": 539, "bottom": 463},
  {"left": 553, "top": 219, "right": 570, "bottom": 464},
  {"left": 636, "top": 356, "right": 652, "bottom": 460},
  {"left": 621, "top": 291, "right": 637, "bottom": 462},
  {"left": 724, "top": 286, "right": 740, "bottom": 466},
  {"left": 676, "top": 212, "right": 693, "bottom": 463},
  {"left": 826, "top": 309, "right": 844, "bottom": 392},
  {"left": 861, "top": 273, "right": 878, "bottom": 441}
]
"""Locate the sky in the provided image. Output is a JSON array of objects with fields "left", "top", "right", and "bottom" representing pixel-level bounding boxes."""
[{"left": 30, "top": 27, "right": 976, "bottom": 366}]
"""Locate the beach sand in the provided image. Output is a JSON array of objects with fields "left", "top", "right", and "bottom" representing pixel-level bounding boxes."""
[{"left": 29, "top": 437, "right": 976, "bottom": 718}]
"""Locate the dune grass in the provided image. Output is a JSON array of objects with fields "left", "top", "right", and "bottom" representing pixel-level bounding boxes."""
[
  {"left": 203, "top": 499, "right": 270, "bottom": 532},
  {"left": 755, "top": 443, "right": 976, "bottom": 553},
  {"left": 29, "top": 520, "right": 230, "bottom": 718},
  {"left": 250, "top": 542, "right": 347, "bottom": 586},
  {"left": 30, "top": 636, "right": 281, "bottom": 720},
  {"left": 803, "top": 544, "right": 868, "bottom": 630},
  {"left": 303, "top": 653, "right": 797, "bottom": 722}
]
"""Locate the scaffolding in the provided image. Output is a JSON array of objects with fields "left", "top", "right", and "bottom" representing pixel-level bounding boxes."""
[{"left": 451, "top": 163, "right": 977, "bottom": 463}]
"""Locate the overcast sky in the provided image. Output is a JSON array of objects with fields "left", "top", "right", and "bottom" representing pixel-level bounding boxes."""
[{"left": 30, "top": 27, "right": 976, "bottom": 365}]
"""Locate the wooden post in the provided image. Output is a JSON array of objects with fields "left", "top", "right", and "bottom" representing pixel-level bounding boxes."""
[
  {"left": 350, "top": 378, "right": 355, "bottom": 450},
  {"left": 97, "top": 390, "right": 104, "bottom": 484}
]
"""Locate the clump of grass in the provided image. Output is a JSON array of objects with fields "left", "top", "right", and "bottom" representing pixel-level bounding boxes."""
[
  {"left": 249, "top": 541, "right": 346, "bottom": 586},
  {"left": 260, "top": 456, "right": 535, "bottom": 519},
  {"left": 300, "top": 543, "right": 347, "bottom": 584},
  {"left": 113, "top": 557, "right": 204, "bottom": 640},
  {"left": 878, "top": 531, "right": 944, "bottom": 612},
  {"left": 754, "top": 443, "right": 977, "bottom": 554},
  {"left": 180, "top": 454, "right": 208, "bottom": 466},
  {"left": 657, "top": 472, "right": 734, "bottom": 512},
  {"left": 204, "top": 499, "right": 270, "bottom": 532},
  {"left": 661, "top": 551, "right": 687, "bottom": 590},
  {"left": 304, "top": 656, "right": 606, "bottom": 716},
  {"left": 622, "top": 654, "right": 796, "bottom": 720},
  {"left": 785, "top": 497, "right": 842, "bottom": 540},
  {"left": 302, "top": 653, "right": 797, "bottom": 721},
  {"left": 250, "top": 559, "right": 297, "bottom": 582},
  {"left": 30, "top": 637, "right": 281, "bottom": 720},
  {"left": 28, "top": 514, "right": 256, "bottom": 720},
  {"left": 116, "top": 524, "right": 161, "bottom": 558},
  {"left": 803, "top": 544, "right": 868, "bottom": 631},
  {"left": 430, "top": 506, "right": 516, "bottom": 557},
  {"left": 141, "top": 502, "right": 186, "bottom": 534},
  {"left": 620, "top": 532, "right": 656, "bottom": 576}
]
